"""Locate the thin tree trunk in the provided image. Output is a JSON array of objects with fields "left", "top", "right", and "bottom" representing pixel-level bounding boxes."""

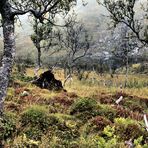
[
  {"left": 0, "top": 3, "right": 15, "bottom": 115},
  {"left": 34, "top": 47, "right": 41, "bottom": 77},
  {"left": 125, "top": 55, "right": 129, "bottom": 87},
  {"left": 34, "top": 18, "right": 42, "bottom": 68},
  {"left": 37, "top": 47, "right": 41, "bottom": 68}
]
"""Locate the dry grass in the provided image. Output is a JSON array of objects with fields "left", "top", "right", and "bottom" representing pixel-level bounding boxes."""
[{"left": 25, "top": 68, "right": 148, "bottom": 99}]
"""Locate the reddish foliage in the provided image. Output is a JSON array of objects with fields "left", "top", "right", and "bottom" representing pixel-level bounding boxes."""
[
  {"left": 115, "top": 123, "right": 144, "bottom": 141},
  {"left": 17, "top": 94, "right": 43, "bottom": 107},
  {"left": 15, "top": 87, "right": 30, "bottom": 95},
  {"left": 4, "top": 102, "right": 20, "bottom": 112},
  {"left": 51, "top": 95, "right": 74, "bottom": 106},
  {"left": 99, "top": 96, "right": 114, "bottom": 104},
  {"left": 15, "top": 88, "right": 24, "bottom": 95},
  {"left": 92, "top": 94, "right": 114, "bottom": 104},
  {"left": 91, "top": 116, "right": 112, "bottom": 130},
  {"left": 49, "top": 92, "right": 78, "bottom": 106},
  {"left": 113, "top": 105, "right": 147, "bottom": 121},
  {"left": 130, "top": 104, "right": 143, "bottom": 113},
  {"left": 125, "top": 124, "right": 143, "bottom": 140},
  {"left": 113, "top": 92, "right": 148, "bottom": 107}
]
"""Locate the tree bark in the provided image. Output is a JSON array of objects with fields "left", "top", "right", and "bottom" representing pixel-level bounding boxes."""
[
  {"left": 37, "top": 47, "right": 41, "bottom": 68},
  {"left": 125, "top": 55, "right": 129, "bottom": 87},
  {"left": 0, "top": 2, "right": 15, "bottom": 115}
]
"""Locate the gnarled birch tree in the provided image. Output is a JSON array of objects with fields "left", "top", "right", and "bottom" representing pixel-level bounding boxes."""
[{"left": 0, "top": 0, "right": 76, "bottom": 115}]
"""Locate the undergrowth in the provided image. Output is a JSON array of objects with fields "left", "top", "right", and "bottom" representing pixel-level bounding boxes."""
[{"left": 1, "top": 69, "right": 148, "bottom": 147}]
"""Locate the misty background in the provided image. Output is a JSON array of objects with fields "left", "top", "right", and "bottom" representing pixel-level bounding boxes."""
[{"left": 0, "top": 0, "right": 147, "bottom": 66}]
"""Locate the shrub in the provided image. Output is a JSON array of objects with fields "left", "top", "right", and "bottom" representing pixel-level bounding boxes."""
[
  {"left": 103, "top": 125, "right": 115, "bottom": 138},
  {"left": 123, "top": 100, "right": 143, "bottom": 113},
  {"left": 20, "top": 105, "right": 50, "bottom": 140},
  {"left": 114, "top": 118, "right": 145, "bottom": 141},
  {"left": 0, "top": 112, "right": 16, "bottom": 140},
  {"left": 134, "top": 136, "right": 148, "bottom": 148},
  {"left": 70, "top": 98, "right": 98, "bottom": 114},
  {"left": 97, "top": 126, "right": 126, "bottom": 148},
  {"left": 91, "top": 116, "right": 112, "bottom": 131},
  {"left": 99, "top": 96, "right": 114, "bottom": 104},
  {"left": 12, "top": 134, "right": 40, "bottom": 148},
  {"left": 73, "top": 135, "right": 99, "bottom": 148},
  {"left": 84, "top": 116, "right": 112, "bottom": 136},
  {"left": 51, "top": 95, "right": 74, "bottom": 107},
  {"left": 20, "top": 105, "right": 49, "bottom": 129},
  {"left": 97, "top": 104, "right": 116, "bottom": 121},
  {"left": 48, "top": 114, "right": 80, "bottom": 140},
  {"left": 24, "top": 127, "right": 43, "bottom": 141},
  {"left": 48, "top": 114, "right": 64, "bottom": 127},
  {"left": 70, "top": 98, "right": 98, "bottom": 121},
  {"left": 15, "top": 74, "right": 34, "bottom": 82},
  {"left": 38, "top": 114, "right": 80, "bottom": 146},
  {"left": 5, "top": 101, "right": 20, "bottom": 112},
  {"left": 70, "top": 98, "right": 117, "bottom": 122}
]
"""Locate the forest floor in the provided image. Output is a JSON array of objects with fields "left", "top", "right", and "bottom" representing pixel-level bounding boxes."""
[{"left": 1, "top": 68, "right": 148, "bottom": 147}]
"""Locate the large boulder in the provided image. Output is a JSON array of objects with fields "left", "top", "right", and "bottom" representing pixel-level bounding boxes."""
[{"left": 32, "top": 70, "right": 63, "bottom": 91}]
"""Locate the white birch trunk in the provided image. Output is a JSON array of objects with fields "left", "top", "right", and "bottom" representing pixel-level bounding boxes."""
[{"left": 0, "top": 2, "right": 15, "bottom": 115}]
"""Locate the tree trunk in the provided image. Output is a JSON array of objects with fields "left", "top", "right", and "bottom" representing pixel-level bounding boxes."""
[
  {"left": 37, "top": 47, "right": 41, "bottom": 68},
  {"left": 34, "top": 47, "right": 41, "bottom": 77},
  {"left": 0, "top": 3, "right": 15, "bottom": 115},
  {"left": 125, "top": 55, "right": 129, "bottom": 87}
]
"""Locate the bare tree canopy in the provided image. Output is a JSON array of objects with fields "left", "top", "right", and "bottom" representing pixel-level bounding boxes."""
[
  {"left": 9, "top": 0, "right": 76, "bottom": 21},
  {"left": 57, "top": 14, "right": 92, "bottom": 78},
  {"left": 97, "top": 0, "right": 148, "bottom": 45}
]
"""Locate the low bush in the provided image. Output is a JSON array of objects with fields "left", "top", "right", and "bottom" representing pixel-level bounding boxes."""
[
  {"left": 15, "top": 74, "right": 34, "bottom": 82},
  {"left": 70, "top": 98, "right": 99, "bottom": 121},
  {"left": 38, "top": 114, "right": 80, "bottom": 146},
  {"left": 20, "top": 105, "right": 49, "bottom": 140},
  {"left": 70, "top": 97, "right": 98, "bottom": 114},
  {"left": 48, "top": 114, "right": 80, "bottom": 140},
  {"left": 20, "top": 105, "right": 49, "bottom": 129},
  {"left": 114, "top": 118, "right": 146, "bottom": 141},
  {"left": 4, "top": 101, "right": 20, "bottom": 112},
  {"left": 0, "top": 112, "right": 16, "bottom": 141},
  {"left": 84, "top": 116, "right": 112, "bottom": 135},
  {"left": 91, "top": 116, "right": 112, "bottom": 131},
  {"left": 12, "top": 134, "right": 40, "bottom": 148},
  {"left": 123, "top": 100, "right": 144, "bottom": 113},
  {"left": 97, "top": 104, "right": 117, "bottom": 122}
]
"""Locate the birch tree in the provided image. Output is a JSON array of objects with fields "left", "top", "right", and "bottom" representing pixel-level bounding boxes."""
[
  {"left": 0, "top": 0, "right": 76, "bottom": 115},
  {"left": 97, "top": 0, "right": 148, "bottom": 45},
  {"left": 58, "top": 15, "right": 92, "bottom": 78}
]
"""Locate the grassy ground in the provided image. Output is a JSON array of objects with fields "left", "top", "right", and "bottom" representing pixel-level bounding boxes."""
[{"left": 1, "top": 68, "right": 148, "bottom": 147}]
